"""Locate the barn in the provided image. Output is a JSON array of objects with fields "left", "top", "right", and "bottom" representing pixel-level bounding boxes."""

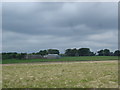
[
  {"left": 44, "top": 54, "right": 60, "bottom": 59},
  {"left": 25, "top": 55, "right": 43, "bottom": 59}
]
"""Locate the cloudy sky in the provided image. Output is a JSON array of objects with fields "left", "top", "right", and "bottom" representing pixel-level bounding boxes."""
[{"left": 2, "top": 2, "right": 118, "bottom": 53}]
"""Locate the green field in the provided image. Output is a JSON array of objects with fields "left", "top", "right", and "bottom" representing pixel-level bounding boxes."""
[
  {"left": 2, "top": 61, "right": 118, "bottom": 88},
  {"left": 2, "top": 56, "right": 118, "bottom": 64}
]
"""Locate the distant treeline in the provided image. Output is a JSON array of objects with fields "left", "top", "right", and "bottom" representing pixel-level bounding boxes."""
[
  {"left": 65, "top": 48, "right": 120, "bottom": 56},
  {"left": 2, "top": 48, "right": 120, "bottom": 60}
]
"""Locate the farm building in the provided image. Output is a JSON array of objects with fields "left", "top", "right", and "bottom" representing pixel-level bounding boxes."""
[
  {"left": 25, "top": 55, "right": 43, "bottom": 59},
  {"left": 44, "top": 54, "right": 60, "bottom": 59}
]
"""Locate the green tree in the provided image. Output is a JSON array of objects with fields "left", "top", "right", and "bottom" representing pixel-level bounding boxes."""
[
  {"left": 110, "top": 52, "right": 114, "bottom": 56},
  {"left": 39, "top": 50, "right": 48, "bottom": 56},
  {"left": 72, "top": 48, "right": 78, "bottom": 56},
  {"left": 17, "top": 53, "right": 27, "bottom": 59},
  {"left": 48, "top": 49, "right": 59, "bottom": 55},
  {"left": 65, "top": 48, "right": 78, "bottom": 56},
  {"left": 97, "top": 50, "right": 104, "bottom": 56},
  {"left": 114, "top": 50, "right": 120, "bottom": 56},
  {"left": 104, "top": 49, "right": 110, "bottom": 56},
  {"left": 97, "top": 49, "right": 110, "bottom": 56},
  {"left": 78, "top": 48, "right": 91, "bottom": 56},
  {"left": 89, "top": 52, "right": 96, "bottom": 56},
  {"left": 65, "top": 49, "right": 72, "bottom": 56},
  {"left": 2, "top": 52, "right": 18, "bottom": 59}
]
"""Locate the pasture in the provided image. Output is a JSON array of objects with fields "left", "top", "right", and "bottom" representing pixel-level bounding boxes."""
[
  {"left": 2, "top": 60, "right": 118, "bottom": 88},
  {"left": 2, "top": 56, "right": 118, "bottom": 64}
]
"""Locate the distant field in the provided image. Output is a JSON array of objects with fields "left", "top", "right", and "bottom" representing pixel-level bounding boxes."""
[
  {"left": 2, "top": 56, "right": 118, "bottom": 64},
  {"left": 2, "top": 61, "right": 118, "bottom": 88}
]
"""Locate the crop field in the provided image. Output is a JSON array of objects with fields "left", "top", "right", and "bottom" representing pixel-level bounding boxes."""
[
  {"left": 2, "top": 60, "right": 118, "bottom": 88},
  {"left": 2, "top": 56, "right": 118, "bottom": 64}
]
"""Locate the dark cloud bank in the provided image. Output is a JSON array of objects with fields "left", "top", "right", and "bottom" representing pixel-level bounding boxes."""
[{"left": 2, "top": 2, "right": 118, "bottom": 53}]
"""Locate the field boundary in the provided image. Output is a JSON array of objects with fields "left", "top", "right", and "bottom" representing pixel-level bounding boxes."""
[
  {"left": 2, "top": 60, "right": 118, "bottom": 66},
  {"left": 2, "top": 56, "right": 118, "bottom": 64}
]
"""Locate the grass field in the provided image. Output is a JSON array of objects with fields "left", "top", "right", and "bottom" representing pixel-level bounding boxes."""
[
  {"left": 2, "top": 56, "right": 118, "bottom": 64},
  {"left": 2, "top": 61, "right": 118, "bottom": 88}
]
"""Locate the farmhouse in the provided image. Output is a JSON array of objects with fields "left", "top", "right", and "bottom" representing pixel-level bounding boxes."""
[
  {"left": 44, "top": 54, "right": 60, "bottom": 59},
  {"left": 25, "top": 54, "right": 60, "bottom": 59},
  {"left": 25, "top": 55, "right": 43, "bottom": 59}
]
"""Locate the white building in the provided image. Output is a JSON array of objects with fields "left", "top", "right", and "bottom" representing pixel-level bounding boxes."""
[{"left": 44, "top": 54, "right": 60, "bottom": 59}]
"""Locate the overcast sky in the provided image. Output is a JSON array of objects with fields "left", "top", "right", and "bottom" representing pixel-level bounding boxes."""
[{"left": 2, "top": 2, "right": 118, "bottom": 53}]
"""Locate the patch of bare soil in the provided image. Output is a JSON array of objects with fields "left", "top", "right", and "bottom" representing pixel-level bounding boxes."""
[{"left": 2, "top": 60, "right": 118, "bottom": 66}]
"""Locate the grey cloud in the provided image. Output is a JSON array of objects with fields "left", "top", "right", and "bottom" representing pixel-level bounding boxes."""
[
  {"left": 2, "top": 2, "right": 118, "bottom": 53},
  {"left": 3, "top": 2, "right": 117, "bottom": 35}
]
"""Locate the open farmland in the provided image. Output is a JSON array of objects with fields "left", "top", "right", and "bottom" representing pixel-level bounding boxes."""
[
  {"left": 2, "top": 60, "right": 118, "bottom": 88},
  {"left": 2, "top": 56, "right": 118, "bottom": 64}
]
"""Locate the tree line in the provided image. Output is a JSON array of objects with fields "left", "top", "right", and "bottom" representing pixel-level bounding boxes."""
[
  {"left": 2, "top": 48, "right": 120, "bottom": 60},
  {"left": 2, "top": 49, "right": 59, "bottom": 60},
  {"left": 65, "top": 48, "right": 120, "bottom": 56}
]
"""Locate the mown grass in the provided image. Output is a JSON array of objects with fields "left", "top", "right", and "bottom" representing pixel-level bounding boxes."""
[
  {"left": 2, "top": 61, "right": 118, "bottom": 88},
  {"left": 2, "top": 56, "right": 118, "bottom": 64}
]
